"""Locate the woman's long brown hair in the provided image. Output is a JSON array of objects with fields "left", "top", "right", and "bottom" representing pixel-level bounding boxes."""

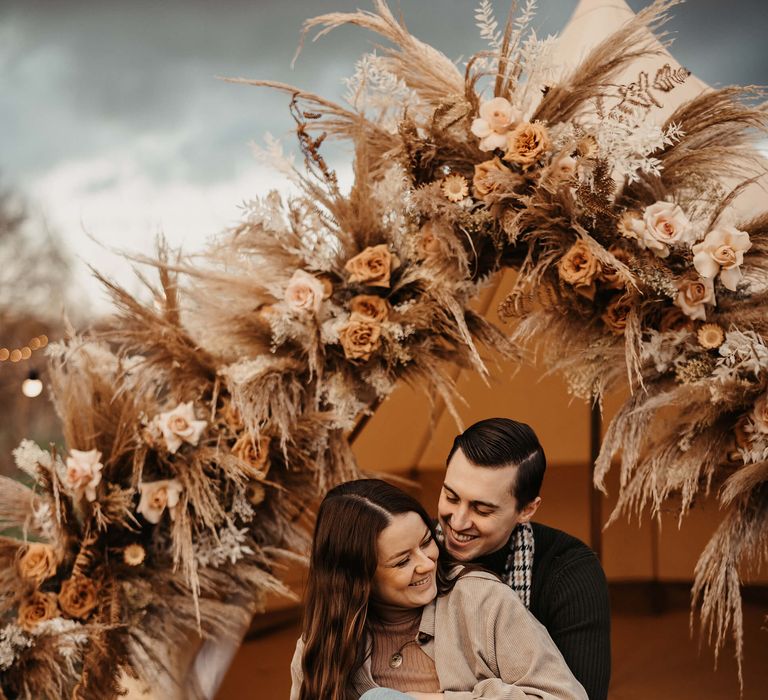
[{"left": 299, "top": 479, "right": 456, "bottom": 700}]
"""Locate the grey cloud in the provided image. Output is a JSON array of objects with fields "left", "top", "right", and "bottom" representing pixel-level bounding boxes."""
[{"left": 1, "top": 0, "right": 767, "bottom": 189}]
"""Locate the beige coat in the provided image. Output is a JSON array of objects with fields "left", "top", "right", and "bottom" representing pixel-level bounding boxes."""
[{"left": 290, "top": 571, "right": 588, "bottom": 700}]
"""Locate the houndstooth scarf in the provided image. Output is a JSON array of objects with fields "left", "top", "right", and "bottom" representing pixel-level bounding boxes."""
[{"left": 435, "top": 522, "right": 534, "bottom": 609}]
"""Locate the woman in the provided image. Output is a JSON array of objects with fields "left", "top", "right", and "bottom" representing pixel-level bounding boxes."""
[{"left": 290, "top": 479, "right": 587, "bottom": 700}]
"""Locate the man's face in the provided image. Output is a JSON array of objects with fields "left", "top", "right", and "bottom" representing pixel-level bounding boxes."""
[{"left": 437, "top": 448, "right": 537, "bottom": 561}]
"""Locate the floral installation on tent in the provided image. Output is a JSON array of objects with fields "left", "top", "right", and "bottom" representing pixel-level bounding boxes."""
[{"left": 0, "top": 0, "right": 766, "bottom": 696}]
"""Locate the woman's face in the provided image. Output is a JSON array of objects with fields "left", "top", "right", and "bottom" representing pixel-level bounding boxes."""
[{"left": 371, "top": 511, "right": 439, "bottom": 609}]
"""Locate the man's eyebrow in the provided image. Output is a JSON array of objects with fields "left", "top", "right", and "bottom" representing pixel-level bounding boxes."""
[
  {"left": 384, "top": 527, "right": 432, "bottom": 563},
  {"left": 442, "top": 483, "right": 499, "bottom": 510}
]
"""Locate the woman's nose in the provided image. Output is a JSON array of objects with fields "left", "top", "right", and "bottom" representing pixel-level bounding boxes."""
[{"left": 415, "top": 548, "right": 436, "bottom": 571}]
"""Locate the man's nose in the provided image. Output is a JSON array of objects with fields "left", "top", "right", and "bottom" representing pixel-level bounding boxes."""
[{"left": 449, "top": 504, "right": 471, "bottom": 531}]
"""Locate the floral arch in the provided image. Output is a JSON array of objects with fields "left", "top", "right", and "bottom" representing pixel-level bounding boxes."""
[{"left": 1, "top": 1, "right": 766, "bottom": 697}]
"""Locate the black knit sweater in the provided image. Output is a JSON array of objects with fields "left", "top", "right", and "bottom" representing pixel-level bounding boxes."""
[{"left": 476, "top": 522, "right": 611, "bottom": 700}]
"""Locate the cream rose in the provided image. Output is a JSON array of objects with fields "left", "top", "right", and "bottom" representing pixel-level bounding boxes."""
[
  {"left": 59, "top": 576, "right": 98, "bottom": 620},
  {"left": 640, "top": 202, "right": 693, "bottom": 257},
  {"left": 284, "top": 269, "right": 326, "bottom": 314},
  {"left": 18, "top": 543, "right": 58, "bottom": 585},
  {"left": 557, "top": 241, "right": 602, "bottom": 300},
  {"left": 674, "top": 277, "right": 716, "bottom": 321},
  {"left": 751, "top": 393, "right": 768, "bottom": 434},
  {"left": 692, "top": 225, "right": 752, "bottom": 291},
  {"left": 503, "top": 122, "right": 551, "bottom": 167},
  {"left": 473, "top": 157, "right": 509, "bottom": 202},
  {"left": 64, "top": 449, "right": 103, "bottom": 502},
  {"left": 338, "top": 319, "right": 382, "bottom": 361},
  {"left": 349, "top": 295, "right": 389, "bottom": 323},
  {"left": 137, "top": 479, "right": 184, "bottom": 524},
  {"left": 345, "top": 245, "right": 400, "bottom": 288},
  {"left": 17, "top": 591, "right": 58, "bottom": 632},
  {"left": 157, "top": 402, "right": 207, "bottom": 454},
  {"left": 470, "top": 97, "right": 522, "bottom": 151}
]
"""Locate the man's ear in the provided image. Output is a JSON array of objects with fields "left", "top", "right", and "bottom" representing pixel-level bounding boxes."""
[{"left": 518, "top": 497, "right": 541, "bottom": 523}]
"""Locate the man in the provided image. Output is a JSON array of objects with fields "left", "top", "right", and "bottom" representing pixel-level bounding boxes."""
[{"left": 437, "top": 418, "right": 610, "bottom": 700}]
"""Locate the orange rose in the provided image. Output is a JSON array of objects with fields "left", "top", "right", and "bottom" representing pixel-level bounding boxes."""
[
  {"left": 59, "top": 576, "right": 99, "bottom": 620},
  {"left": 349, "top": 295, "right": 389, "bottom": 323},
  {"left": 17, "top": 542, "right": 58, "bottom": 585},
  {"left": 557, "top": 241, "right": 602, "bottom": 300},
  {"left": 601, "top": 296, "right": 633, "bottom": 335},
  {"left": 503, "top": 122, "right": 551, "bottom": 167},
  {"left": 472, "top": 157, "right": 508, "bottom": 202},
  {"left": 599, "top": 248, "right": 633, "bottom": 290},
  {"left": 345, "top": 245, "right": 400, "bottom": 288},
  {"left": 339, "top": 319, "right": 382, "bottom": 361},
  {"left": 18, "top": 591, "right": 59, "bottom": 632},
  {"left": 232, "top": 433, "right": 271, "bottom": 479}
]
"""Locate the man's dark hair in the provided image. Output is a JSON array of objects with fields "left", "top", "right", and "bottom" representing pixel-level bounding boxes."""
[{"left": 446, "top": 417, "right": 546, "bottom": 507}]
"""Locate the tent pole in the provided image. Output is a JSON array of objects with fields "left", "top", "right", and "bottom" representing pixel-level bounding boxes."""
[{"left": 589, "top": 401, "right": 603, "bottom": 562}]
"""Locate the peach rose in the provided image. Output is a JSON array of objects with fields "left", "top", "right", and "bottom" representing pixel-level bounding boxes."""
[
  {"left": 692, "top": 225, "right": 752, "bottom": 291},
  {"left": 345, "top": 245, "right": 400, "bottom": 288},
  {"left": 232, "top": 433, "right": 271, "bottom": 478},
  {"left": 473, "top": 157, "right": 509, "bottom": 202},
  {"left": 339, "top": 319, "right": 382, "bottom": 361},
  {"left": 470, "top": 97, "right": 522, "bottom": 151},
  {"left": 157, "top": 402, "right": 207, "bottom": 454},
  {"left": 349, "top": 295, "right": 389, "bottom": 323},
  {"left": 503, "top": 122, "right": 551, "bottom": 167},
  {"left": 557, "top": 241, "right": 602, "bottom": 300},
  {"left": 18, "top": 542, "right": 58, "bottom": 585},
  {"left": 63, "top": 449, "right": 103, "bottom": 503},
  {"left": 640, "top": 202, "right": 693, "bottom": 257},
  {"left": 59, "top": 576, "right": 98, "bottom": 620},
  {"left": 658, "top": 306, "right": 694, "bottom": 333},
  {"left": 17, "top": 591, "right": 59, "bottom": 632},
  {"left": 601, "top": 296, "right": 633, "bottom": 335},
  {"left": 752, "top": 393, "right": 768, "bottom": 434},
  {"left": 284, "top": 269, "right": 326, "bottom": 314},
  {"left": 674, "top": 277, "right": 716, "bottom": 321},
  {"left": 137, "top": 479, "right": 184, "bottom": 524}
]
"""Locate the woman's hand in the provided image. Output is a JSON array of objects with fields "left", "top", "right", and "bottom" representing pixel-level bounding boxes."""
[{"left": 407, "top": 693, "right": 444, "bottom": 700}]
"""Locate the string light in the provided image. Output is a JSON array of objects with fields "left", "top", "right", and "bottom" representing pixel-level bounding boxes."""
[
  {"left": 0, "top": 335, "right": 48, "bottom": 363},
  {"left": 22, "top": 370, "right": 44, "bottom": 398}
]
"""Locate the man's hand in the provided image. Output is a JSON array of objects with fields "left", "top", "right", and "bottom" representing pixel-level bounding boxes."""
[{"left": 406, "top": 693, "right": 444, "bottom": 700}]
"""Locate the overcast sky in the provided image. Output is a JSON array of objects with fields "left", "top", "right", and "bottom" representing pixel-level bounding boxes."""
[{"left": 2, "top": 0, "right": 766, "bottom": 315}]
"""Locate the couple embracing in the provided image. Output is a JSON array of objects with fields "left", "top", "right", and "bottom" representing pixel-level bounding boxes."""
[{"left": 290, "top": 419, "right": 610, "bottom": 700}]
